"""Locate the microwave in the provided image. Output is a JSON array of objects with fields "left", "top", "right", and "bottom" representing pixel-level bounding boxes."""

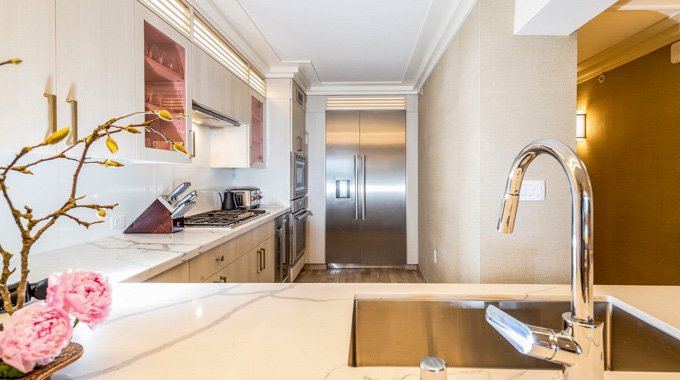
[{"left": 291, "top": 152, "right": 307, "bottom": 200}]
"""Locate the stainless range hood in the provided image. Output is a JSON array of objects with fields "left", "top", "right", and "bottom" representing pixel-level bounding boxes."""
[{"left": 192, "top": 101, "right": 241, "bottom": 128}]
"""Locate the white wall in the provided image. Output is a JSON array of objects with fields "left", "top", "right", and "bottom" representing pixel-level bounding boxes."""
[
  {"left": 231, "top": 78, "right": 292, "bottom": 207},
  {"left": 0, "top": 123, "right": 233, "bottom": 256},
  {"left": 305, "top": 96, "right": 419, "bottom": 265},
  {"left": 305, "top": 95, "right": 326, "bottom": 264}
]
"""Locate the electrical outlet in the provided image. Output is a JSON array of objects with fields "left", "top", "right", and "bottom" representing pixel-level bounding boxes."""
[
  {"left": 434, "top": 250, "right": 437, "bottom": 264},
  {"left": 110, "top": 215, "right": 126, "bottom": 230}
]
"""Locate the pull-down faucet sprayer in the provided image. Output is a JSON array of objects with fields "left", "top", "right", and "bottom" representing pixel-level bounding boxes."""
[{"left": 486, "top": 139, "right": 603, "bottom": 380}]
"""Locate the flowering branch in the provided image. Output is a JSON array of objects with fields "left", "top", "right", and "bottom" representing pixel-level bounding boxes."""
[{"left": 0, "top": 58, "right": 189, "bottom": 315}]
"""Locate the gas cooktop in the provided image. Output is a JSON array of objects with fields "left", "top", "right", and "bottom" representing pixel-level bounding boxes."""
[{"left": 184, "top": 209, "right": 267, "bottom": 228}]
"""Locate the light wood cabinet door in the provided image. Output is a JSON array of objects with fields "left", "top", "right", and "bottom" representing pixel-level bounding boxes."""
[
  {"left": 55, "top": 0, "right": 137, "bottom": 159},
  {"left": 292, "top": 100, "right": 306, "bottom": 155},
  {"left": 258, "top": 236, "right": 275, "bottom": 282},
  {"left": 0, "top": 0, "right": 57, "bottom": 154},
  {"left": 244, "top": 236, "right": 275, "bottom": 283},
  {"left": 145, "top": 261, "right": 190, "bottom": 283}
]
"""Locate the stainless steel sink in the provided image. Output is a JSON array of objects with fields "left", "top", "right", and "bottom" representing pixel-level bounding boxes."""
[{"left": 348, "top": 298, "right": 680, "bottom": 372}]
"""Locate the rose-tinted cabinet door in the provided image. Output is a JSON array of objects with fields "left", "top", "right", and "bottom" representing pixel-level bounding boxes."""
[
  {"left": 135, "top": 1, "right": 192, "bottom": 163},
  {"left": 250, "top": 96, "right": 265, "bottom": 168}
]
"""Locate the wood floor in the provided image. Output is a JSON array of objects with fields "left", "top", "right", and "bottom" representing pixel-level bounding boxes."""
[{"left": 294, "top": 267, "right": 426, "bottom": 283}]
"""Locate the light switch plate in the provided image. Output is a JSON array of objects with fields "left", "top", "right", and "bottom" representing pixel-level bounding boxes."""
[{"left": 520, "top": 180, "right": 545, "bottom": 201}]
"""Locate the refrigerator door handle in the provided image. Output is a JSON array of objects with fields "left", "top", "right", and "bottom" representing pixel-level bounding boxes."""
[
  {"left": 354, "top": 154, "right": 359, "bottom": 220},
  {"left": 361, "top": 155, "right": 367, "bottom": 220}
]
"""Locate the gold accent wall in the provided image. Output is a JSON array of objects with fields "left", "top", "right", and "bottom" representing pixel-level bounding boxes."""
[{"left": 577, "top": 43, "right": 680, "bottom": 285}]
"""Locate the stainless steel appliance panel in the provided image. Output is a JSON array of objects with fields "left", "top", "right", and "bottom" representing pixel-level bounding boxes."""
[
  {"left": 325, "top": 111, "right": 361, "bottom": 263},
  {"left": 275, "top": 214, "right": 289, "bottom": 283},
  {"left": 325, "top": 110, "right": 406, "bottom": 265},
  {"left": 291, "top": 152, "right": 307, "bottom": 200},
  {"left": 359, "top": 111, "right": 406, "bottom": 264}
]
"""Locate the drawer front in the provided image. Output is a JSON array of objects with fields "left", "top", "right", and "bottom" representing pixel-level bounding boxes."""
[{"left": 190, "top": 220, "right": 275, "bottom": 282}]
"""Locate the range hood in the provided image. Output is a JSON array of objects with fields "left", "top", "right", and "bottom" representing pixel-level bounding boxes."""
[{"left": 192, "top": 101, "right": 241, "bottom": 128}]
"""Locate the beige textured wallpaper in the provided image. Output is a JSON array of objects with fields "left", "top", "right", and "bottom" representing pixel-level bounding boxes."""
[
  {"left": 418, "top": 3, "right": 481, "bottom": 283},
  {"left": 419, "top": 0, "right": 576, "bottom": 284},
  {"left": 577, "top": 44, "right": 680, "bottom": 285}
]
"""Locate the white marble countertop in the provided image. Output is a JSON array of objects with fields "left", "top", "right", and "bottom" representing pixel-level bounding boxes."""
[
  {"left": 44, "top": 283, "right": 680, "bottom": 380},
  {"left": 20, "top": 207, "right": 290, "bottom": 283}
]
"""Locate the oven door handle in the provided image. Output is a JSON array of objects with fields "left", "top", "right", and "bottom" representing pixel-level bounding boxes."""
[{"left": 294, "top": 210, "right": 312, "bottom": 220}]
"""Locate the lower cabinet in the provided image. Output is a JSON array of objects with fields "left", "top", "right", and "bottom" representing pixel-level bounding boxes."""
[
  {"left": 204, "top": 236, "right": 274, "bottom": 283},
  {"left": 144, "top": 220, "right": 274, "bottom": 283}
]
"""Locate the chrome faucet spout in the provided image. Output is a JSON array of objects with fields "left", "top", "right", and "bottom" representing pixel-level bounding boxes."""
[
  {"left": 488, "top": 139, "right": 603, "bottom": 380},
  {"left": 496, "top": 139, "right": 594, "bottom": 322}
]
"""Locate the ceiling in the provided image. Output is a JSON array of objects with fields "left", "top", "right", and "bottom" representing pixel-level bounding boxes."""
[
  {"left": 207, "top": 0, "right": 475, "bottom": 94},
  {"left": 578, "top": 0, "right": 680, "bottom": 63}
]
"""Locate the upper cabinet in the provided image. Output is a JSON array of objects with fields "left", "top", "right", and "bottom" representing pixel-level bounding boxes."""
[
  {"left": 292, "top": 81, "right": 307, "bottom": 156},
  {"left": 55, "top": 0, "right": 137, "bottom": 159},
  {"left": 250, "top": 96, "right": 265, "bottom": 167},
  {"left": 0, "top": 0, "right": 265, "bottom": 167},
  {"left": 0, "top": 0, "right": 57, "bottom": 154},
  {"left": 192, "top": 47, "right": 250, "bottom": 123},
  {"left": 135, "top": 1, "right": 192, "bottom": 164}
]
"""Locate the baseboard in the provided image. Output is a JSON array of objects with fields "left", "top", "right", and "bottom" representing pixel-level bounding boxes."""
[
  {"left": 304, "top": 263, "right": 420, "bottom": 271},
  {"left": 304, "top": 263, "right": 327, "bottom": 270}
]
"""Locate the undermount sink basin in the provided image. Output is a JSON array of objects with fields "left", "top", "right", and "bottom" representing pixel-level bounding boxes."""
[{"left": 348, "top": 297, "right": 680, "bottom": 372}]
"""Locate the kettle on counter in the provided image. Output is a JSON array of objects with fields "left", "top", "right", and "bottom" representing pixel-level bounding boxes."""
[{"left": 219, "top": 191, "right": 239, "bottom": 210}]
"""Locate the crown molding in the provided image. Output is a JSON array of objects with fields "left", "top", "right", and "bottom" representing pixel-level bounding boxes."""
[
  {"left": 412, "top": 0, "right": 477, "bottom": 91},
  {"left": 195, "top": 0, "right": 477, "bottom": 94},
  {"left": 577, "top": 12, "right": 680, "bottom": 83}
]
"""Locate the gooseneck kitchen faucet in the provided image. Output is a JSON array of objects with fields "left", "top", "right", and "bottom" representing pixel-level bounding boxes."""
[{"left": 485, "top": 139, "right": 604, "bottom": 380}]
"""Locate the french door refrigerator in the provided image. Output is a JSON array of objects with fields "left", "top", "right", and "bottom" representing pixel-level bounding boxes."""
[{"left": 325, "top": 110, "right": 406, "bottom": 266}]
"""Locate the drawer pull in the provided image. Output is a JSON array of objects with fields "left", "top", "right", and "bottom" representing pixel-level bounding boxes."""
[
  {"left": 219, "top": 276, "right": 227, "bottom": 283},
  {"left": 215, "top": 255, "right": 224, "bottom": 262},
  {"left": 257, "top": 249, "right": 262, "bottom": 273}
]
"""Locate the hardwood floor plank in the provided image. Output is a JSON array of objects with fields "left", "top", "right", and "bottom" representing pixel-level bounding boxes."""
[{"left": 295, "top": 267, "right": 426, "bottom": 284}]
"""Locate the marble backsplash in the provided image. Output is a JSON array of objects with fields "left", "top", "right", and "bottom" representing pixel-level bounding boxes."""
[{"left": 0, "top": 149, "right": 234, "bottom": 256}]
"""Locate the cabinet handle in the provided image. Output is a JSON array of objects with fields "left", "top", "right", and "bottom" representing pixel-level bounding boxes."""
[
  {"left": 297, "top": 136, "right": 303, "bottom": 152},
  {"left": 256, "top": 249, "right": 262, "bottom": 273},
  {"left": 262, "top": 248, "right": 266, "bottom": 270},
  {"left": 250, "top": 146, "right": 255, "bottom": 165},
  {"left": 219, "top": 276, "right": 227, "bottom": 283},
  {"left": 66, "top": 99, "right": 78, "bottom": 145},
  {"left": 215, "top": 255, "right": 224, "bottom": 262},
  {"left": 43, "top": 93, "right": 57, "bottom": 138},
  {"left": 189, "top": 130, "right": 196, "bottom": 158}
]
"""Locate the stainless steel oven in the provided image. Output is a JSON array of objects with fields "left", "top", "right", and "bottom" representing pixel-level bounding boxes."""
[
  {"left": 291, "top": 152, "right": 307, "bottom": 200},
  {"left": 289, "top": 197, "right": 310, "bottom": 270}
]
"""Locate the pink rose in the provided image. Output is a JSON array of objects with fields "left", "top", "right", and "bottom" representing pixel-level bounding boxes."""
[
  {"left": 46, "top": 270, "right": 112, "bottom": 329},
  {"left": 0, "top": 303, "right": 73, "bottom": 373}
]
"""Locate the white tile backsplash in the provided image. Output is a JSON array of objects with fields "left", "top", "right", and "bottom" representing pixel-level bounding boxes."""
[{"left": 0, "top": 149, "right": 233, "bottom": 255}]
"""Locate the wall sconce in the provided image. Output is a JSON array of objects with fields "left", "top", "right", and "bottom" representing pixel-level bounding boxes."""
[{"left": 576, "top": 112, "right": 586, "bottom": 141}]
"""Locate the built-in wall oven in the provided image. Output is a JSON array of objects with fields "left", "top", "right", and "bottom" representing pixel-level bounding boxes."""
[
  {"left": 291, "top": 152, "right": 307, "bottom": 200},
  {"left": 289, "top": 197, "right": 310, "bottom": 269}
]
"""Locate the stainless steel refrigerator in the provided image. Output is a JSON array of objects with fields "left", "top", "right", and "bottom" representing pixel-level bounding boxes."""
[{"left": 325, "top": 110, "right": 406, "bottom": 266}]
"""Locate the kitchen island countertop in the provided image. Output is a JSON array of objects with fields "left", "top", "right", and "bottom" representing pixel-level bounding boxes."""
[{"left": 45, "top": 282, "right": 680, "bottom": 380}]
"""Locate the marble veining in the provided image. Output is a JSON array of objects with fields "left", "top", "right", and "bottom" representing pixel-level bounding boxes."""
[
  {"left": 29, "top": 283, "right": 680, "bottom": 380},
  {"left": 11, "top": 207, "right": 289, "bottom": 284}
]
